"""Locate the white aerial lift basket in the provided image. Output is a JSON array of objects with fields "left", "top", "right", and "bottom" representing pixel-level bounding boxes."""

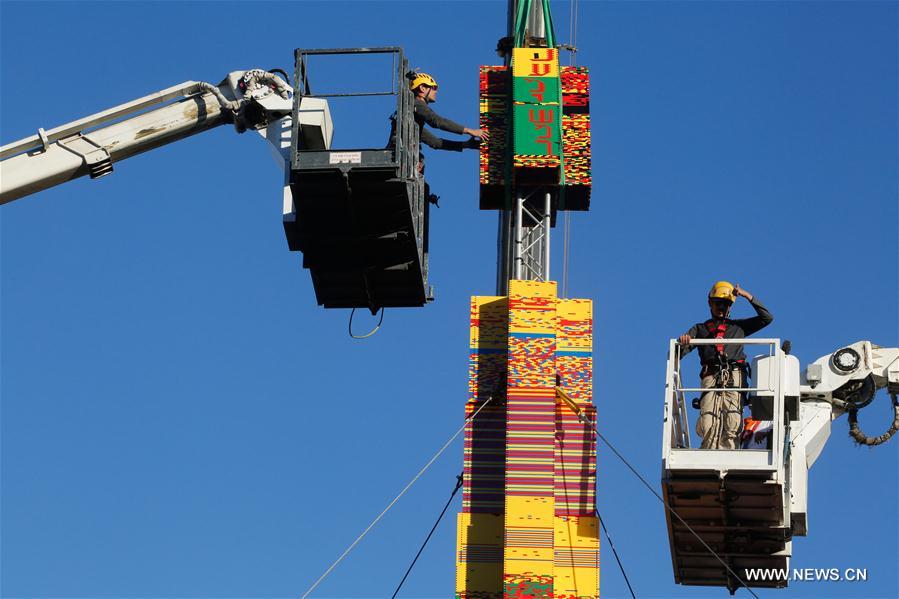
[{"left": 661, "top": 338, "right": 800, "bottom": 592}]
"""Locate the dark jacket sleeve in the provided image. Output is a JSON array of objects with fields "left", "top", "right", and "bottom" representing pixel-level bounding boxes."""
[
  {"left": 421, "top": 129, "right": 476, "bottom": 151},
  {"left": 415, "top": 100, "right": 466, "bottom": 135},
  {"left": 735, "top": 297, "right": 774, "bottom": 336}
]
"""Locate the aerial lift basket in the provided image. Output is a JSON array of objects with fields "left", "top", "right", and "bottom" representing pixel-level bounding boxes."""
[{"left": 287, "top": 47, "right": 432, "bottom": 312}]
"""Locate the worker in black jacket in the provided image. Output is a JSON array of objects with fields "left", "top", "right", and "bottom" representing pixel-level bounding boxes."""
[
  {"left": 678, "top": 281, "right": 774, "bottom": 449},
  {"left": 388, "top": 72, "right": 485, "bottom": 204}
]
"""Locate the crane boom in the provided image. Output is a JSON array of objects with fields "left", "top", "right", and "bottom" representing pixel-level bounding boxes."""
[{"left": 0, "top": 71, "right": 292, "bottom": 204}]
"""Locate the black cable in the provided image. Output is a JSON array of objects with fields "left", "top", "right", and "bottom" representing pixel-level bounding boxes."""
[
  {"left": 595, "top": 430, "right": 760, "bottom": 599},
  {"left": 391, "top": 472, "right": 465, "bottom": 598},
  {"left": 302, "top": 399, "right": 492, "bottom": 598},
  {"left": 268, "top": 68, "right": 290, "bottom": 83},
  {"left": 349, "top": 307, "right": 385, "bottom": 339},
  {"left": 594, "top": 508, "right": 637, "bottom": 599}
]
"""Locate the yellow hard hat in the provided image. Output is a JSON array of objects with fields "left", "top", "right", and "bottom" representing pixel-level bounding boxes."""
[
  {"left": 409, "top": 72, "right": 438, "bottom": 90},
  {"left": 708, "top": 281, "right": 736, "bottom": 303}
]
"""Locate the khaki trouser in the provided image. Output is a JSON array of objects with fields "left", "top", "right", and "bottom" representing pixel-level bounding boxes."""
[{"left": 696, "top": 368, "right": 743, "bottom": 449}]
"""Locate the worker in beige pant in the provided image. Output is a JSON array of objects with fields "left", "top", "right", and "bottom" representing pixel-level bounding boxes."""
[
  {"left": 679, "top": 280, "right": 773, "bottom": 450},
  {"left": 697, "top": 367, "right": 743, "bottom": 450}
]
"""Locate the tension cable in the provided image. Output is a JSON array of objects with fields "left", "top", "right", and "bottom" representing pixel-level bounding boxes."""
[
  {"left": 595, "top": 430, "right": 760, "bottom": 599},
  {"left": 300, "top": 397, "right": 493, "bottom": 598},
  {"left": 595, "top": 507, "right": 637, "bottom": 599},
  {"left": 391, "top": 472, "right": 465, "bottom": 598}
]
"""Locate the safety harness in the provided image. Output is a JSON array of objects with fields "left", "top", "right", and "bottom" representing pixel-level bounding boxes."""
[
  {"left": 707, "top": 320, "right": 728, "bottom": 354},
  {"left": 701, "top": 319, "right": 748, "bottom": 382}
]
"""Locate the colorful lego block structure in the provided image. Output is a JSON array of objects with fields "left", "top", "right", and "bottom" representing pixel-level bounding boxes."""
[
  {"left": 511, "top": 48, "right": 562, "bottom": 184},
  {"left": 456, "top": 281, "right": 598, "bottom": 599},
  {"left": 478, "top": 56, "right": 592, "bottom": 211}
]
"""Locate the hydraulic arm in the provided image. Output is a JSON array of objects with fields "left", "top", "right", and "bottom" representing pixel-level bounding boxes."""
[
  {"left": 1, "top": 49, "right": 434, "bottom": 314},
  {"left": 790, "top": 340, "right": 899, "bottom": 465},
  {"left": 0, "top": 70, "right": 294, "bottom": 204}
]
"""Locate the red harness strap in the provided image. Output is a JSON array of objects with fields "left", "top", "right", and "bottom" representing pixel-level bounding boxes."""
[{"left": 706, "top": 320, "right": 728, "bottom": 354}]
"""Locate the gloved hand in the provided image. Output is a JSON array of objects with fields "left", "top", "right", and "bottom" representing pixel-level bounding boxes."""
[
  {"left": 466, "top": 137, "right": 482, "bottom": 149},
  {"left": 428, "top": 193, "right": 440, "bottom": 208}
]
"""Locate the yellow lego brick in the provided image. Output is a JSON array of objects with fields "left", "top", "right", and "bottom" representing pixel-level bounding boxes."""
[
  {"left": 508, "top": 279, "right": 557, "bottom": 299},
  {"left": 504, "top": 496, "right": 555, "bottom": 580},
  {"left": 553, "top": 515, "right": 599, "bottom": 597},
  {"left": 556, "top": 298, "right": 593, "bottom": 352},
  {"left": 556, "top": 296, "right": 593, "bottom": 408},
  {"left": 472, "top": 295, "right": 506, "bottom": 310},
  {"left": 554, "top": 515, "right": 599, "bottom": 548},
  {"left": 554, "top": 567, "right": 599, "bottom": 598},
  {"left": 456, "top": 513, "right": 504, "bottom": 595},
  {"left": 505, "top": 496, "right": 555, "bottom": 524},
  {"left": 557, "top": 298, "right": 592, "bottom": 321},
  {"left": 504, "top": 550, "right": 555, "bottom": 575},
  {"left": 507, "top": 282, "right": 557, "bottom": 332},
  {"left": 512, "top": 48, "right": 560, "bottom": 78},
  {"left": 471, "top": 296, "right": 508, "bottom": 350},
  {"left": 459, "top": 512, "right": 504, "bottom": 546}
]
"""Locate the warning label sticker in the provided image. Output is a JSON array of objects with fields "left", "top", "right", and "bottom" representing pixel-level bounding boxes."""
[{"left": 329, "top": 151, "right": 362, "bottom": 164}]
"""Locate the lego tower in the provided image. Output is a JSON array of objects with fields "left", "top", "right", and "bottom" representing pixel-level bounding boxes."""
[
  {"left": 456, "top": 20, "right": 597, "bottom": 595},
  {"left": 456, "top": 282, "right": 597, "bottom": 598}
]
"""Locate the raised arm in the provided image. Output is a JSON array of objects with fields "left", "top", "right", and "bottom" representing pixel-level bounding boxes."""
[
  {"left": 421, "top": 129, "right": 480, "bottom": 151},
  {"left": 733, "top": 284, "right": 773, "bottom": 335},
  {"left": 415, "top": 101, "right": 488, "bottom": 140},
  {"left": 415, "top": 101, "right": 465, "bottom": 134}
]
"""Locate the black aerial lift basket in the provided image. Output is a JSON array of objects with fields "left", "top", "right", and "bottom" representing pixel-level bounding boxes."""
[{"left": 287, "top": 47, "right": 432, "bottom": 313}]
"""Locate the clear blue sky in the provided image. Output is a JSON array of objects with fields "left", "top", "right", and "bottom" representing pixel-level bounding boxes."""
[{"left": 1, "top": 1, "right": 896, "bottom": 598}]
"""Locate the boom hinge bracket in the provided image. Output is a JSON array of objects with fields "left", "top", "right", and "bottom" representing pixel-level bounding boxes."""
[
  {"left": 36, "top": 127, "right": 51, "bottom": 153},
  {"left": 57, "top": 134, "right": 113, "bottom": 179}
]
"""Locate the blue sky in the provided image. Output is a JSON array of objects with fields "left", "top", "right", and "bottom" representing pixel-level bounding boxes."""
[{"left": 1, "top": 1, "right": 896, "bottom": 598}]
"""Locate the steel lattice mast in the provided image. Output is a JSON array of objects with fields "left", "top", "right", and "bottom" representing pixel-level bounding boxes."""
[{"left": 496, "top": 0, "right": 553, "bottom": 294}]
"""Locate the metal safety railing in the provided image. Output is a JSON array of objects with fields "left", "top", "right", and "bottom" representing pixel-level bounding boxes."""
[
  {"left": 663, "top": 338, "right": 781, "bottom": 456},
  {"left": 292, "top": 47, "right": 417, "bottom": 178},
  {"left": 295, "top": 47, "right": 403, "bottom": 98}
]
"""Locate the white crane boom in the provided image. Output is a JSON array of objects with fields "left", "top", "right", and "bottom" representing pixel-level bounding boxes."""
[{"left": 0, "top": 70, "right": 299, "bottom": 204}]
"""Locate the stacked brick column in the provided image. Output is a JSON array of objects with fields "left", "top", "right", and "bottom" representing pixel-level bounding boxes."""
[{"left": 456, "top": 281, "right": 598, "bottom": 599}]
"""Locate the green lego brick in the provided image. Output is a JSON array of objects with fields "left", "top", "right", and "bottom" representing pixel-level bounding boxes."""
[
  {"left": 512, "top": 104, "right": 561, "bottom": 157},
  {"left": 512, "top": 76, "right": 560, "bottom": 105}
]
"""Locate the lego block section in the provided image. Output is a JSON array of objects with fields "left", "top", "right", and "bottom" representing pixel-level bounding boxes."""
[
  {"left": 555, "top": 298, "right": 596, "bottom": 517},
  {"left": 479, "top": 66, "right": 510, "bottom": 209},
  {"left": 512, "top": 48, "right": 560, "bottom": 79},
  {"left": 513, "top": 76, "right": 561, "bottom": 105},
  {"left": 457, "top": 512, "right": 505, "bottom": 599},
  {"left": 504, "top": 497, "right": 556, "bottom": 598},
  {"left": 512, "top": 49, "right": 562, "bottom": 185},
  {"left": 480, "top": 60, "right": 592, "bottom": 212},
  {"left": 458, "top": 283, "right": 599, "bottom": 599},
  {"left": 553, "top": 515, "right": 600, "bottom": 598},
  {"left": 504, "top": 281, "right": 559, "bottom": 597},
  {"left": 560, "top": 66, "right": 592, "bottom": 210},
  {"left": 554, "top": 298, "right": 598, "bottom": 598},
  {"left": 466, "top": 296, "right": 509, "bottom": 514},
  {"left": 513, "top": 105, "right": 561, "bottom": 158}
]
